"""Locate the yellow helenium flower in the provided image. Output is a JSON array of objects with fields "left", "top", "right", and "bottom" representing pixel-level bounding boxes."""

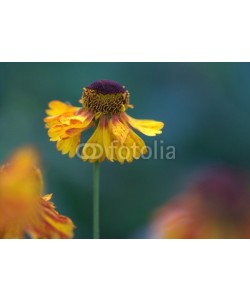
[
  {"left": 0, "top": 147, "right": 75, "bottom": 238},
  {"left": 44, "top": 80, "right": 164, "bottom": 163}
]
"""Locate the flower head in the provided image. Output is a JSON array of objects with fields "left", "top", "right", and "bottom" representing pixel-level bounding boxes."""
[
  {"left": 149, "top": 167, "right": 250, "bottom": 239},
  {"left": 44, "top": 80, "right": 164, "bottom": 163},
  {"left": 0, "top": 147, "right": 75, "bottom": 238}
]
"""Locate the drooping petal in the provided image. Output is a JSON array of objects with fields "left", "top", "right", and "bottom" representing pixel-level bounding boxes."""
[
  {"left": 102, "top": 117, "right": 116, "bottom": 162},
  {"left": 109, "top": 115, "right": 130, "bottom": 144},
  {"left": 57, "top": 134, "right": 81, "bottom": 158},
  {"left": 82, "top": 116, "right": 114, "bottom": 162},
  {"left": 126, "top": 129, "right": 147, "bottom": 159},
  {"left": 109, "top": 115, "right": 147, "bottom": 163},
  {"left": 121, "top": 112, "right": 164, "bottom": 136}
]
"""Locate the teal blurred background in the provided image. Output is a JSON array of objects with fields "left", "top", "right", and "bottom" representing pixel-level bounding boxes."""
[{"left": 0, "top": 63, "right": 249, "bottom": 238}]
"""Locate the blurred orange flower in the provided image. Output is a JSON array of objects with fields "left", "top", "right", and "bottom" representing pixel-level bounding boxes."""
[
  {"left": 150, "top": 167, "right": 250, "bottom": 239},
  {"left": 0, "top": 147, "right": 75, "bottom": 238}
]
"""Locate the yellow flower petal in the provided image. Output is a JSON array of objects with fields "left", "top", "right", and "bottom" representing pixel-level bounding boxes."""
[
  {"left": 45, "top": 100, "right": 77, "bottom": 116},
  {"left": 57, "top": 134, "right": 81, "bottom": 158},
  {"left": 46, "top": 109, "right": 94, "bottom": 158},
  {"left": 44, "top": 101, "right": 80, "bottom": 130},
  {"left": 82, "top": 117, "right": 112, "bottom": 162},
  {"left": 48, "top": 115, "right": 93, "bottom": 141},
  {"left": 109, "top": 116, "right": 147, "bottom": 163},
  {"left": 109, "top": 115, "right": 130, "bottom": 144},
  {"left": 121, "top": 113, "right": 164, "bottom": 136},
  {"left": 102, "top": 117, "right": 115, "bottom": 162}
]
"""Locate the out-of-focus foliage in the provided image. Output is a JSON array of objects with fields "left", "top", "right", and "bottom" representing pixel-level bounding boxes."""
[{"left": 0, "top": 63, "right": 249, "bottom": 238}]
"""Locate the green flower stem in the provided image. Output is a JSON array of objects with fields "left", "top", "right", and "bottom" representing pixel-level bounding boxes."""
[{"left": 93, "top": 162, "right": 100, "bottom": 239}]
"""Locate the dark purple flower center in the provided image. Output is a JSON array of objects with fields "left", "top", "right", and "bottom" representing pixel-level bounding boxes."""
[{"left": 86, "top": 80, "right": 126, "bottom": 95}]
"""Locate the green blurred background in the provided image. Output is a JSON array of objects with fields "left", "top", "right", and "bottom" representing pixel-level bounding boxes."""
[{"left": 0, "top": 63, "right": 249, "bottom": 238}]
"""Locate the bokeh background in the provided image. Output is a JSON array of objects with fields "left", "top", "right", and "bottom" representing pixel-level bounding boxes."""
[{"left": 0, "top": 63, "right": 250, "bottom": 238}]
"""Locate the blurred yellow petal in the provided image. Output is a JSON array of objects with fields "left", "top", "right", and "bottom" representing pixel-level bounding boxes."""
[
  {"left": 27, "top": 196, "right": 75, "bottom": 239},
  {"left": 0, "top": 148, "right": 44, "bottom": 197},
  {"left": 0, "top": 147, "right": 75, "bottom": 239},
  {"left": 8, "top": 147, "right": 40, "bottom": 168},
  {"left": 43, "top": 194, "right": 53, "bottom": 201},
  {"left": 0, "top": 225, "right": 23, "bottom": 239}
]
